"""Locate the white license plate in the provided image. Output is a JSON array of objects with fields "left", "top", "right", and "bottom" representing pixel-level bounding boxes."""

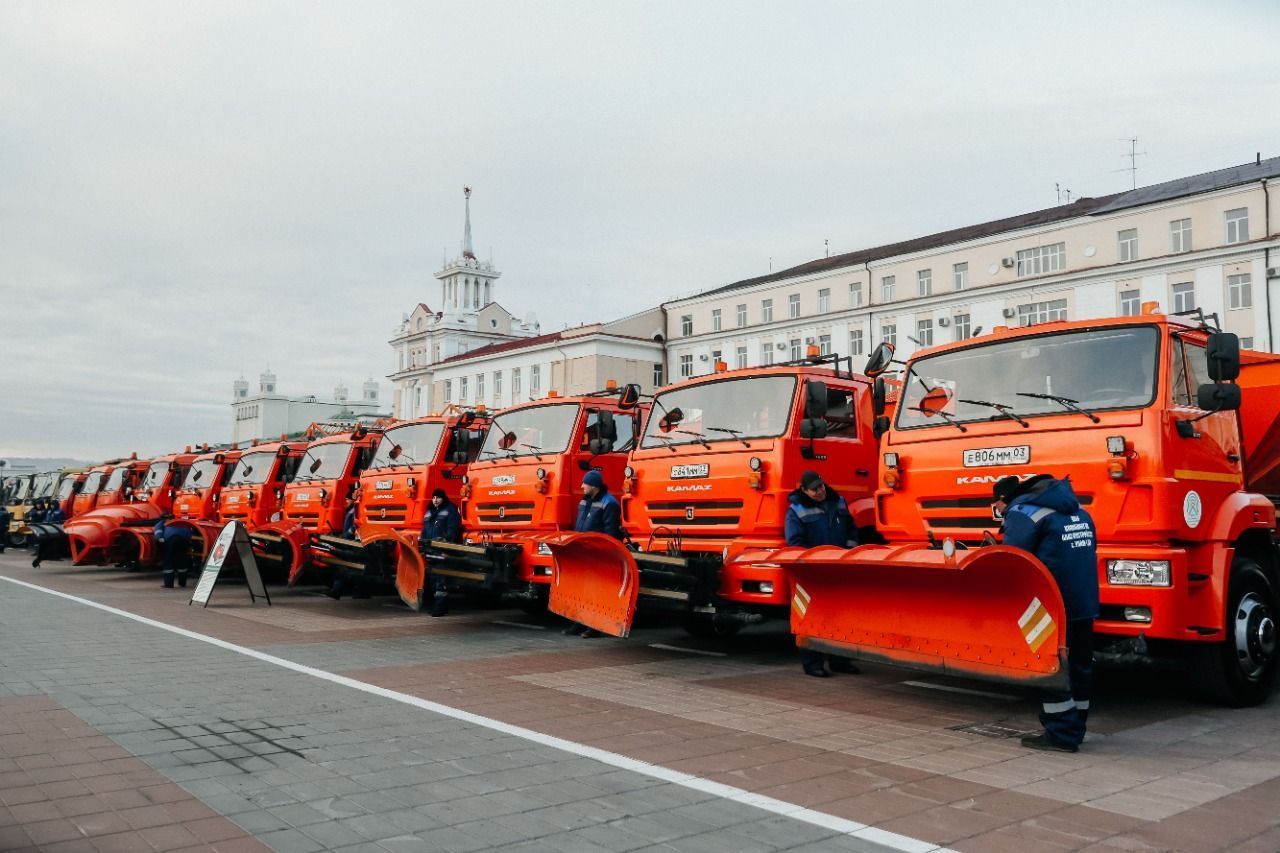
[
  {"left": 671, "top": 464, "right": 710, "bottom": 479},
  {"left": 962, "top": 445, "right": 1031, "bottom": 468},
  {"left": 375, "top": 480, "right": 393, "bottom": 490},
  {"left": 491, "top": 475, "right": 516, "bottom": 486}
]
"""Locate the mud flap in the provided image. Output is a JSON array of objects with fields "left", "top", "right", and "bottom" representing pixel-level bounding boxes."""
[
  {"left": 747, "top": 543, "right": 1070, "bottom": 690},
  {"left": 544, "top": 532, "right": 639, "bottom": 637}
]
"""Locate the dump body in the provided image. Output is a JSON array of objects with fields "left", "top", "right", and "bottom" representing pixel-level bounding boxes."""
[
  {"left": 547, "top": 362, "right": 883, "bottom": 637},
  {"left": 428, "top": 393, "right": 641, "bottom": 605},
  {"left": 786, "top": 314, "right": 1280, "bottom": 701},
  {"left": 309, "top": 412, "right": 489, "bottom": 609}
]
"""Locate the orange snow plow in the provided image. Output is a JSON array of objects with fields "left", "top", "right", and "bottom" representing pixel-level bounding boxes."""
[
  {"left": 544, "top": 532, "right": 640, "bottom": 637},
  {"left": 743, "top": 543, "right": 1069, "bottom": 688}
]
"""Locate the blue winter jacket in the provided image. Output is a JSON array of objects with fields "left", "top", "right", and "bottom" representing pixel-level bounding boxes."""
[
  {"left": 1002, "top": 477, "right": 1100, "bottom": 621},
  {"left": 46, "top": 506, "right": 65, "bottom": 523},
  {"left": 785, "top": 488, "right": 857, "bottom": 548},
  {"left": 420, "top": 499, "right": 462, "bottom": 544},
  {"left": 575, "top": 488, "right": 623, "bottom": 540}
]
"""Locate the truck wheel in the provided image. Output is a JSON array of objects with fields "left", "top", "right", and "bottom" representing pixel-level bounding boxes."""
[
  {"left": 8, "top": 532, "right": 27, "bottom": 548},
  {"left": 681, "top": 612, "right": 743, "bottom": 639},
  {"left": 1190, "top": 559, "right": 1278, "bottom": 707}
]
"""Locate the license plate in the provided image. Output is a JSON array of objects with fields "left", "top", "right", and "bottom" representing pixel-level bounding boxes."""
[
  {"left": 491, "top": 475, "right": 516, "bottom": 486},
  {"left": 671, "top": 464, "right": 710, "bottom": 479},
  {"left": 375, "top": 480, "right": 392, "bottom": 490},
  {"left": 962, "top": 445, "right": 1031, "bottom": 468}
]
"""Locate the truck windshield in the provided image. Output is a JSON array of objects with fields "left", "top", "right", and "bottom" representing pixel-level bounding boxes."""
[
  {"left": 478, "top": 403, "right": 579, "bottom": 459},
  {"left": 897, "top": 325, "right": 1160, "bottom": 430},
  {"left": 183, "top": 460, "right": 219, "bottom": 489},
  {"left": 370, "top": 423, "right": 446, "bottom": 469},
  {"left": 103, "top": 468, "right": 128, "bottom": 492},
  {"left": 141, "top": 461, "right": 171, "bottom": 489},
  {"left": 641, "top": 375, "right": 797, "bottom": 449},
  {"left": 33, "top": 474, "right": 56, "bottom": 499},
  {"left": 13, "top": 479, "right": 31, "bottom": 500},
  {"left": 82, "top": 472, "right": 105, "bottom": 494},
  {"left": 294, "top": 443, "right": 353, "bottom": 482},
  {"left": 228, "top": 452, "right": 273, "bottom": 486},
  {"left": 58, "top": 476, "right": 78, "bottom": 500}
]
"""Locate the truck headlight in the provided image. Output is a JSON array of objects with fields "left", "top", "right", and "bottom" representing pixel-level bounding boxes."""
[
  {"left": 1106, "top": 559, "right": 1171, "bottom": 587},
  {"left": 536, "top": 542, "right": 553, "bottom": 556}
]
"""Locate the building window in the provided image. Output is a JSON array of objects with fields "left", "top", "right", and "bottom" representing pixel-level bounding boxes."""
[
  {"left": 917, "top": 269, "right": 932, "bottom": 297},
  {"left": 818, "top": 288, "right": 830, "bottom": 313},
  {"left": 880, "top": 324, "right": 897, "bottom": 347},
  {"left": 849, "top": 329, "right": 864, "bottom": 356},
  {"left": 849, "top": 280, "right": 863, "bottom": 307},
  {"left": 953, "top": 313, "right": 971, "bottom": 340},
  {"left": 459, "top": 377, "right": 468, "bottom": 401},
  {"left": 493, "top": 371, "right": 502, "bottom": 401},
  {"left": 476, "top": 373, "right": 484, "bottom": 400},
  {"left": 530, "top": 364, "right": 541, "bottom": 393},
  {"left": 1016, "top": 242, "right": 1066, "bottom": 276},
  {"left": 1171, "top": 281, "right": 1195, "bottom": 313},
  {"left": 1228, "top": 273, "right": 1252, "bottom": 309},
  {"left": 735, "top": 345, "right": 748, "bottom": 369},
  {"left": 881, "top": 275, "right": 896, "bottom": 302},
  {"left": 1242, "top": 337, "right": 1254, "bottom": 349},
  {"left": 711, "top": 308, "right": 722, "bottom": 332},
  {"left": 653, "top": 362, "right": 664, "bottom": 387},
  {"left": 789, "top": 293, "right": 801, "bottom": 319},
  {"left": 1117, "top": 228, "right": 1138, "bottom": 263},
  {"left": 789, "top": 338, "right": 802, "bottom": 360},
  {"left": 818, "top": 333, "right": 832, "bottom": 355},
  {"left": 953, "top": 262, "right": 968, "bottom": 291},
  {"left": 1225, "top": 208, "right": 1249, "bottom": 244},
  {"left": 1170, "top": 218, "right": 1192, "bottom": 253},
  {"left": 512, "top": 368, "right": 522, "bottom": 398},
  {"left": 761, "top": 298, "right": 773, "bottom": 323},
  {"left": 1017, "top": 298, "right": 1068, "bottom": 326},
  {"left": 680, "top": 315, "right": 693, "bottom": 336},
  {"left": 679, "top": 354, "right": 693, "bottom": 378},
  {"left": 736, "top": 303, "right": 747, "bottom": 327},
  {"left": 1119, "top": 289, "right": 1141, "bottom": 316},
  {"left": 916, "top": 319, "right": 933, "bottom": 347},
  {"left": 711, "top": 349, "right": 722, "bottom": 366},
  {"left": 443, "top": 380, "right": 452, "bottom": 403},
  {"left": 760, "top": 343, "right": 774, "bottom": 365}
]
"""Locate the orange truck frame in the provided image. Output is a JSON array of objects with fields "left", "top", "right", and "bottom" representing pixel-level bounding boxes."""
[
  {"left": 780, "top": 308, "right": 1280, "bottom": 705},
  {"left": 250, "top": 425, "right": 382, "bottom": 583},
  {"left": 147, "top": 446, "right": 245, "bottom": 559},
  {"left": 210, "top": 439, "right": 309, "bottom": 548},
  {"left": 422, "top": 386, "right": 644, "bottom": 609},
  {"left": 547, "top": 353, "right": 888, "bottom": 638},
  {"left": 308, "top": 410, "right": 490, "bottom": 610}
]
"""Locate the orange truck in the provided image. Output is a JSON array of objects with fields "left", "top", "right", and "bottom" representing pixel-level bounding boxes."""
[
  {"left": 54, "top": 469, "right": 89, "bottom": 520},
  {"left": 135, "top": 446, "right": 246, "bottom": 559},
  {"left": 250, "top": 426, "right": 382, "bottom": 583},
  {"left": 423, "top": 386, "right": 644, "bottom": 610},
  {"left": 547, "top": 354, "right": 887, "bottom": 638},
  {"left": 212, "top": 438, "right": 308, "bottom": 540},
  {"left": 780, "top": 309, "right": 1280, "bottom": 705},
  {"left": 308, "top": 411, "right": 489, "bottom": 609}
]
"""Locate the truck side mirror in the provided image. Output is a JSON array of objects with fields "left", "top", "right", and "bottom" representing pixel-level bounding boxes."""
[
  {"left": 864, "top": 342, "right": 895, "bottom": 377},
  {"left": 1206, "top": 332, "right": 1241, "bottom": 381},
  {"left": 800, "top": 419, "right": 829, "bottom": 439},
  {"left": 658, "top": 407, "right": 684, "bottom": 432},
  {"left": 618, "top": 383, "right": 642, "bottom": 409},
  {"left": 596, "top": 412, "right": 618, "bottom": 444},
  {"left": 873, "top": 415, "right": 891, "bottom": 439},
  {"left": 804, "top": 381, "right": 829, "bottom": 419},
  {"left": 1197, "top": 382, "right": 1241, "bottom": 412},
  {"left": 872, "top": 377, "right": 887, "bottom": 418},
  {"left": 458, "top": 411, "right": 476, "bottom": 427}
]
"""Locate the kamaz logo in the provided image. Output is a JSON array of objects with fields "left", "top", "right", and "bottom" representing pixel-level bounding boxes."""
[
  {"left": 956, "top": 474, "right": 1035, "bottom": 485},
  {"left": 685, "top": 507, "right": 695, "bottom": 520},
  {"left": 498, "top": 506, "right": 506, "bottom": 519}
]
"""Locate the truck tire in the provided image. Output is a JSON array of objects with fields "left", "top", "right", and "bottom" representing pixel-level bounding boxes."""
[
  {"left": 1190, "top": 559, "right": 1278, "bottom": 707},
  {"left": 681, "top": 612, "right": 743, "bottom": 639},
  {"left": 8, "top": 531, "right": 27, "bottom": 548}
]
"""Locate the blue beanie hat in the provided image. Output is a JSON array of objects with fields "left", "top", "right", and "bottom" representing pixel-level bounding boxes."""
[{"left": 582, "top": 470, "right": 605, "bottom": 488}]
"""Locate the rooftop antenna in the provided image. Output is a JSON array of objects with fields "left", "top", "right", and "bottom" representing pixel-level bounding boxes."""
[
  {"left": 1055, "top": 183, "right": 1072, "bottom": 205},
  {"left": 1118, "top": 138, "right": 1146, "bottom": 189},
  {"left": 824, "top": 239, "right": 829, "bottom": 258},
  {"left": 768, "top": 256, "right": 772, "bottom": 272}
]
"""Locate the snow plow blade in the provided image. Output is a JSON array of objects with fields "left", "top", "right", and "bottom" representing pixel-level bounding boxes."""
[
  {"left": 312, "top": 528, "right": 427, "bottom": 611},
  {"left": 545, "top": 532, "right": 639, "bottom": 637},
  {"left": 250, "top": 522, "right": 311, "bottom": 584},
  {"left": 753, "top": 543, "right": 1070, "bottom": 690},
  {"left": 64, "top": 505, "right": 161, "bottom": 565}
]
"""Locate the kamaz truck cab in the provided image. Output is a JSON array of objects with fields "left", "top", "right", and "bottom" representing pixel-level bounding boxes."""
[
  {"left": 423, "top": 385, "right": 644, "bottom": 610},
  {"left": 310, "top": 410, "right": 489, "bottom": 609},
  {"left": 216, "top": 439, "right": 308, "bottom": 533},
  {"left": 781, "top": 308, "right": 1280, "bottom": 705},
  {"left": 548, "top": 353, "right": 886, "bottom": 638}
]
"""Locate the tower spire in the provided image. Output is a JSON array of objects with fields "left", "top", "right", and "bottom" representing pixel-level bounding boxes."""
[{"left": 462, "top": 186, "right": 475, "bottom": 260}]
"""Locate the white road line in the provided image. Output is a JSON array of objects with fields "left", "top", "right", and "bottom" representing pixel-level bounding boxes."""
[
  {"left": 648, "top": 643, "right": 727, "bottom": 657},
  {"left": 492, "top": 620, "right": 546, "bottom": 630},
  {"left": 900, "top": 680, "right": 1019, "bottom": 701},
  {"left": 0, "top": 575, "right": 954, "bottom": 853}
]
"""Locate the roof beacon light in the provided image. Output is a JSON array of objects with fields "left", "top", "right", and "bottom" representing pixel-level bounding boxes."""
[
  {"left": 1141, "top": 301, "right": 1161, "bottom": 315},
  {"left": 806, "top": 344, "right": 821, "bottom": 358}
]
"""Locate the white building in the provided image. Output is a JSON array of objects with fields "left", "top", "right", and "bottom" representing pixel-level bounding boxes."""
[
  {"left": 388, "top": 188, "right": 541, "bottom": 418},
  {"left": 665, "top": 157, "right": 1280, "bottom": 378},
  {"left": 231, "top": 371, "right": 384, "bottom": 445}
]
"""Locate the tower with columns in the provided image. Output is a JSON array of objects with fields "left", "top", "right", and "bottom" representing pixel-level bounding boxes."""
[{"left": 436, "top": 186, "right": 502, "bottom": 318}]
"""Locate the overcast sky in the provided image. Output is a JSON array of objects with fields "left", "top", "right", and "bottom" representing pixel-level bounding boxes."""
[{"left": 3, "top": 1, "right": 1278, "bottom": 460}]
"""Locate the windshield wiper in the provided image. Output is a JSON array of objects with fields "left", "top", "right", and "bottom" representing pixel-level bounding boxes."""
[
  {"left": 959, "top": 399, "right": 1030, "bottom": 428},
  {"left": 516, "top": 442, "right": 544, "bottom": 460},
  {"left": 1016, "top": 392, "right": 1100, "bottom": 423},
  {"left": 673, "top": 428, "right": 712, "bottom": 449},
  {"left": 706, "top": 426, "right": 751, "bottom": 447},
  {"left": 905, "top": 405, "right": 968, "bottom": 432},
  {"left": 649, "top": 434, "right": 677, "bottom": 453}
]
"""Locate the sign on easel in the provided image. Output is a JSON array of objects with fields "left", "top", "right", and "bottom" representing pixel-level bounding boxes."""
[{"left": 190, "top": 521, "right": 271, "bottom": 608}]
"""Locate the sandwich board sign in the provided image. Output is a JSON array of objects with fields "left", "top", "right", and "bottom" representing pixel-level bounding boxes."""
[{"left": 190, "top": 521, "right": 271, "bottom": 607}]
